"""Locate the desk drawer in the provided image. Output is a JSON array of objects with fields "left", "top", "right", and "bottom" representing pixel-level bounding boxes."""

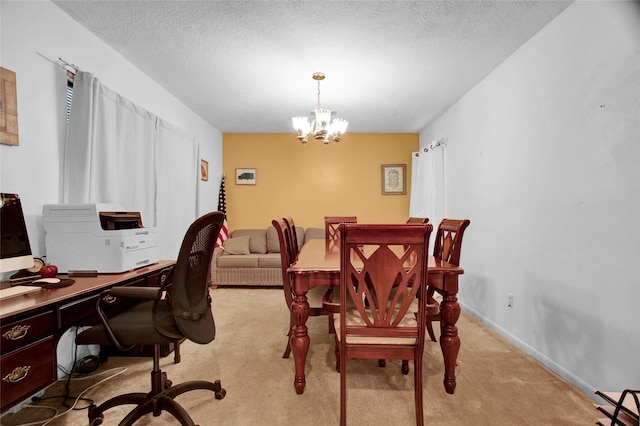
[
  {"left": 57, "top": 278, "right": 145, "bottom": 328},
  {"left": 1, "top": 337, "right": 56, "bottom": 412},
  {"left": 1, "top": 311, "right": 55, "bottom": 353}
]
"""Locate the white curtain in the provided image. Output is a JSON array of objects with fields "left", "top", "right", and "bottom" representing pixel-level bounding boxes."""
[
  {"left": 63, "top": 71, "right": 199, "bottom": 260},
  {"left": 410, "top": 142, "right": 445, "bottom": 229},
  {"left": 156, "top": 119, "right": 199, "bottom": 258}
]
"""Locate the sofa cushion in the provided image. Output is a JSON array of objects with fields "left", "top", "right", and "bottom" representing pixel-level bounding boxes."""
[
  {"left": 217, "top": 254, "right": 261, "bottom": 268},
  {"left": 266, "top": 226, "right": 280, "bottom": 253},
  {"left": 304, "top": 227, "right": 324, "bottom": 241},
  {"left": 258, "top": 253, "right": 282, "bottom": 268},
  {"left": 231, "top": 229, "right": 267, "bottom": 254},
  {"left": 223, "top": 236, "right": 251, "bottom": 255}
]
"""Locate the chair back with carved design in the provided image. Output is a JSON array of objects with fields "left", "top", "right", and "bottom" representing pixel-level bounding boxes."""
[
  {"left": 272, "top": 218, "right": 295, "bottom": 311},
  {"left": 336, "top": 223, "right": 432, "bottom": 426},
  {"left": 425, "top": 218, "right": 470, "bottom": 342},
  {"left": 272, "top": 218, "right": 332, "bottom": 358},
  {"left": 283, "top": 217, "right": 300, "bottom": 261},
  {"left": 406, "top": 217, "right": 429, "bottom": 224},
  {"left": 433, "top": 219, "right": 470, "bottom": 267},
  {"left": 324, "top": 216, "right": 357, "bottom": 251}
]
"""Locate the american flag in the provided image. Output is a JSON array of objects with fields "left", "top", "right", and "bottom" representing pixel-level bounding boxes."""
[{"left": 215, "top": 175, "right": 229, "bottom": 247}]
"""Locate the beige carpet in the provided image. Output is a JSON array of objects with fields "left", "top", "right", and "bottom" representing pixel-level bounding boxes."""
[{"left": 1, "top": 288, "right": 596, "bottom": 426}]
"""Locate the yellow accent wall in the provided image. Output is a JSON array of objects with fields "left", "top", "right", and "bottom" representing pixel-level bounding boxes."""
[{"left": 222, "top": 133, "right": 419, "bottom": 230}]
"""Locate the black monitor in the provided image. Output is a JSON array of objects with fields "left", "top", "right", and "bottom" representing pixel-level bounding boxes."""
[{"left": 0, "top": 193, "right": 35, "bottom": 275}]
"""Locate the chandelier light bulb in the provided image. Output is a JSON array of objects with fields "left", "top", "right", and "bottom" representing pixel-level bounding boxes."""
[
  {"left": 330, "top": 118, "right": 349, "bottom": 142},
  {"left": 292, "top": 116, "right": 311, "bottom": 143}
]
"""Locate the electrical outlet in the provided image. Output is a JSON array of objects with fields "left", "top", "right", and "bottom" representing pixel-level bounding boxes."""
[{"left": 507, "top": 294, "right": 514, "bottom": 308}]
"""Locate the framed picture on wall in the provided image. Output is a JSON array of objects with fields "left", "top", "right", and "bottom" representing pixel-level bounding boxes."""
[
  {"left": 1, "top": 67, "right": 19, "bottom": 146},
  {"left": 381, "top": 164, "right": 406, "bottom": 195},
  {"left": 200, "top": 159, "right": 209, "bottom": 181},
  {"left": 235, "top": 168, "right": 256, "bottom": 185}
]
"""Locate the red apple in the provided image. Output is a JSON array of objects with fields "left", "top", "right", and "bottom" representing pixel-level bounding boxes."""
[{"left": 40, "top": 264, "right": 58, "bottom": 277}]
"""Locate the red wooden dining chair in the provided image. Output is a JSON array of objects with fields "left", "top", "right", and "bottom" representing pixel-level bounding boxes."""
[
  {"left": 325, "top": 223, "right": 432, "bottom": 426},
  {"left": 283, "top": 217, "right": 301, "bottom": 261},
  {"left": 370, "top": 217, "right": 431, "bottom": 371},
  {"left": 425, "top": 218, "right": 470, "bottom": 342},
  {"left": 406, "top": 217, "right": 429, "bottom": 224},
  {"left": 324, "top": 216, "right": 357, "bottom": 251},
  {"left": 272, "top": 218, "right": 333, "bottom": 358}
]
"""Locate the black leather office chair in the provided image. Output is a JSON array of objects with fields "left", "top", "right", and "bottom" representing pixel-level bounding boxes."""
[{"left": 76, "top": 211, "right": 226, "bottom": 426}]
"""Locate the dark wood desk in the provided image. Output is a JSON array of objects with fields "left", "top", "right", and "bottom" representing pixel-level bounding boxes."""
[
  {"left": 0, "top": 260, "right": 175, "bottom": 412},
  {"left": 287, "top": 239, "right": 464, "bottom": 395}
]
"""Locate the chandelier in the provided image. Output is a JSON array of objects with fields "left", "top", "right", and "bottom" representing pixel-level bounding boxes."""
[{"left": 292, "top": 72, "right": 348, "bottom": 144}]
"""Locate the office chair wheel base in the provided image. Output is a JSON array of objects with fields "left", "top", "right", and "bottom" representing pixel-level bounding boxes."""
[
  {"left": 212, "top": 379, "right": 226, "bottom": 400},
  {"left": 88, "top": 404, "right": 104, "bottom": 425}
]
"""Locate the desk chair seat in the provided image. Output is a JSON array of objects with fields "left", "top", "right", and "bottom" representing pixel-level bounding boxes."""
[{"left": 76, "top": 212, "right": 227, "bottom": 426}]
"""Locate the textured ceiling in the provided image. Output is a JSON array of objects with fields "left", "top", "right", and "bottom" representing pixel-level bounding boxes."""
[{"left": 52, "top": 1, "right": 572, "bottom": 133}]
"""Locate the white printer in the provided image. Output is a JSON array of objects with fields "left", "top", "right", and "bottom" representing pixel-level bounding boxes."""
[{"left": 42, "top": 203, "right": 159, "bottom": 273}]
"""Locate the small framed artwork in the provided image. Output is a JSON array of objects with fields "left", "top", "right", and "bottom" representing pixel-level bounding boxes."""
[
  {"left": 200, "top": 159, "right": 209, "bottom": 181},
  {"left": 381, "top": 164, "right": 406, "bottom": 195},
  {"left": 1, "top": 67, "right": 19, "bottom": 146},
  {"left": 235, "top": 168, "right": 256, "bottom": 185}
]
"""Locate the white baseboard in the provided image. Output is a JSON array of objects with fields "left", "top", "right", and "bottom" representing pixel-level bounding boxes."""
[{"left": 460, "top": 302, "right": 598, "bottom": 401}]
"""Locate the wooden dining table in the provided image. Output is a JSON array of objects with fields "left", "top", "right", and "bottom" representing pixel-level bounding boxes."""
[{"left": 287, "top": 238, "right": 465, "bottom": 395}]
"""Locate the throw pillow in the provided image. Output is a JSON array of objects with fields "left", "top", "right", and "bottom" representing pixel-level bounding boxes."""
[
  {"left": 223, "top": 236, "right": 251, "bottom": 255},
  {"left": 231, "top": 229, "right": 267, "bottom": 254}
]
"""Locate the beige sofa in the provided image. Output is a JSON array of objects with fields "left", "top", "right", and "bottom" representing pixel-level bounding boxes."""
[{"left": 210, "top": 226, "right": 324, "bottom": 287}]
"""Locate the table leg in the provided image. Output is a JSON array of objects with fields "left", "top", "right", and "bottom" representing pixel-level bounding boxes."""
[
  {"left": 440, "top": 289, "right": 460, "bottom": 394},
  {"left": 291, "top": 290, "right": 310, "bottom": 394}
]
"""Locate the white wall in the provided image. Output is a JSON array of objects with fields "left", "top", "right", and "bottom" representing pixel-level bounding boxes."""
[
  {"left": 420, "top": 1, "right": 639, "bottom": 396},
  {"left": 0, "top": 0, "right": 223, "bottom": 270}
]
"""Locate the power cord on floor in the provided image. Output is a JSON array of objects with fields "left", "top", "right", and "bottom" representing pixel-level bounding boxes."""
[
  {"left": 39, "top": 354, "right": 101, "bottom": 410},
  {"left": 54, "top": 327, "right": 97, "bottom": 409},
  {"left": 0, "top": 327, "right": 118, "bottom": 426},
  {"left": 73, "top": 354, "right": 101, "bottom": 375},
  {"left": 2, "top": 367, "right": 128, "bottom": 426}
]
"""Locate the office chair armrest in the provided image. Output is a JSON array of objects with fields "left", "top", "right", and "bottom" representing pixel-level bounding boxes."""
[
  {"left": 157, "top": 266, "right": 175, "bottom": 291},
  {"left": 108, "top": 286, "right": 163, "bottom": 300},
  {"left": 94, "top": 286, "right": 163, "bottom": 351}
]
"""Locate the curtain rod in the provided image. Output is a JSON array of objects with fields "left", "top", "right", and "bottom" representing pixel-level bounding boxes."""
[
  {"left": 422, "top": 137, "right": 447, "bottom": 153},
  {"left": 58, "top": 57, "right": 79, "bottom": 72}
]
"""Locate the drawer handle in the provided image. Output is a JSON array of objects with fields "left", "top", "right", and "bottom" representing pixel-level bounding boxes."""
[
  {"left": 102, "top": 295, "right": 117, "bottom": 304},
  {"left": 2, "top": 366, "right": 31, "bottom": 384},
  {"left": 2, "top": 325, "right": 31, "bottom": 341}
]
